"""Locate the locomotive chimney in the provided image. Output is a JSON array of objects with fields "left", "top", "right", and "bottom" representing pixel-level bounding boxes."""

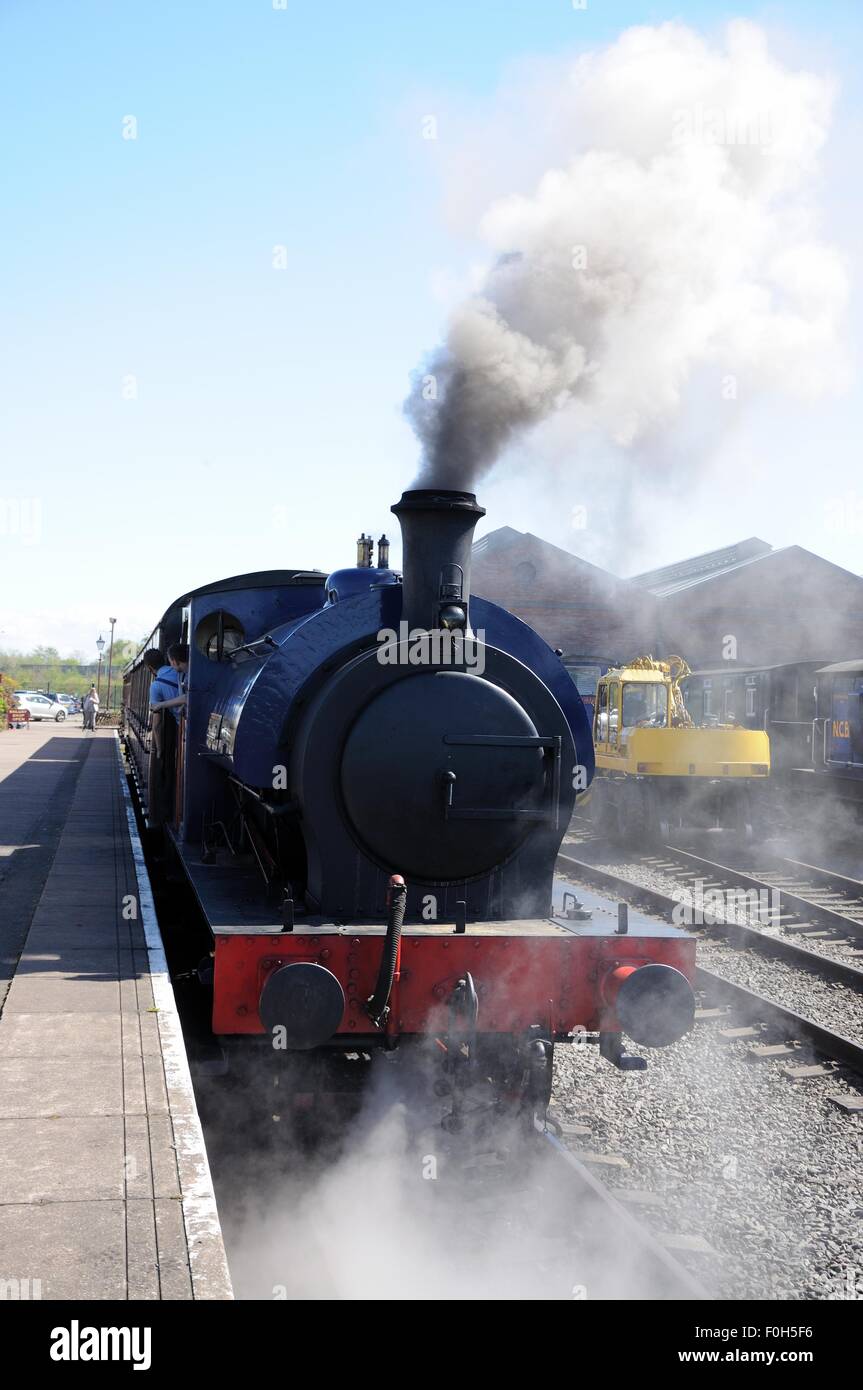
[{"left": 391, "top": 488, "right": 485, "bottom": 632}]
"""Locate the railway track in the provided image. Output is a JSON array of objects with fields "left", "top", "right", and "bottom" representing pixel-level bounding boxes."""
[
  {"left": 195, "top": 1053, "right": 708, "bottom": 1299},
  {"left": 567, "top": 817, "right": 863, "bottom": 946},
  {"left": 411, "top": 1110, "right": 710, "bottom": 1298},
  {"left": 738, "top": 852, "right": 863, "bottom": 938},
  {"left": 558, "top": 843, "right": 863, "bottom": 989},
  {"left": 657, "top": 844, "right": 863, "bottom": 950},
  {"left": 695, "top": 967, "right": 863, "bottom": 1100},
  {"left": 529, "top": 1120, "right": 709, "bottom": 1298},
  {"left": 556, "top": 849, "right": 863, "bottom": 1089}
]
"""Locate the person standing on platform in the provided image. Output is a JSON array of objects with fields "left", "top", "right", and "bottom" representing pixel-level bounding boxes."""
[{"left": 82, "top": 685, "right": 99, "bottom": 732}]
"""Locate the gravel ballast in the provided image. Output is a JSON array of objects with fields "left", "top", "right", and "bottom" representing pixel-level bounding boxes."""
[
  {"left": 553, "top": 834, "right": 863, "bottom": 1301},
  {"left": 559, "top": 840, "right": 863, "bottom": 1040},
  {"left": 551, "top": 1021, "right": 863, "bottom": 1300}
]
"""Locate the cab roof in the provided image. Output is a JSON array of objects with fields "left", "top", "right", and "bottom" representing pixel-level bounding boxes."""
[{"left": 601, "top": 667, "right": 669, "bottom": 683}]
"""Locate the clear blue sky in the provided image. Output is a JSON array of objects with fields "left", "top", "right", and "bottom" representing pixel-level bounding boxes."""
[{"left": 1, "top": 1, "right": 860, "bottom": 654}]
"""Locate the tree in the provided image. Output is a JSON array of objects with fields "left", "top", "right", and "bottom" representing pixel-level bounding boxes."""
[
  {"left": 109, "top": 638, "right": 139, "bottom": 668},
  {"left": 0, "top": 637, "right": 141, "bottom": 708},
  {"left": 0, "top": 672, "right": 19, "bottom": 725}
]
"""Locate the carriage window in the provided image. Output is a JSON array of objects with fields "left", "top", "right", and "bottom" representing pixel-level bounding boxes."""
[{"left": 570, "top": 665, "right": 601, "bottom": 693}]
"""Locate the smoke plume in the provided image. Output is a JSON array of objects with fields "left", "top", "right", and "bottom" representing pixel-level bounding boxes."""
[{"left": 405, "top": 21, "right": 847, "bottom": 489}]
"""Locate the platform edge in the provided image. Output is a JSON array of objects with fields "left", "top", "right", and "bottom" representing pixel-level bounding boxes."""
[{"left": 114, "top": 734, "right": 234, "bottom": 1301}]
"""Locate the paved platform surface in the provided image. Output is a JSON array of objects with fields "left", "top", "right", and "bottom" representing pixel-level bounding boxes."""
[{"left": 0, "top": 724, "right": 232, "bottom": 1299}]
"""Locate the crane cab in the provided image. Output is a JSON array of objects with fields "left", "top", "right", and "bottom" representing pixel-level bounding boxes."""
[{"left": 590, "top": 657, "right": 770, "bottom": 843}]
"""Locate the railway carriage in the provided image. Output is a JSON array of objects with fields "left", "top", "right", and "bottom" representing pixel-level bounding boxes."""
[
  {"left": 782, "top": 659, "right": 863, "bottom": 813},
  {"left": 681, "top": 657, "right": 863, "bottom": 827}
]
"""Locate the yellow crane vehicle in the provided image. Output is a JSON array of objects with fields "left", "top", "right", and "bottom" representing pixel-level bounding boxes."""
[{"left": 589, "top": 655, "right": 770, "bottom": 844}]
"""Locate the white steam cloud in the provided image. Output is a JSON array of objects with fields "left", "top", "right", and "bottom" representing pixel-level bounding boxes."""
[{"left": 406, "top": 21, "right": 848, "bottom": 489}]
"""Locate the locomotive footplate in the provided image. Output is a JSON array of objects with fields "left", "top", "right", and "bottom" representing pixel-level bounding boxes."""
[
  {"left": 210, "top": 913, "right": 695, "bottom": 1045},
  {"left": 175, "top": 840, "right": 695, "bottom": 1068}
]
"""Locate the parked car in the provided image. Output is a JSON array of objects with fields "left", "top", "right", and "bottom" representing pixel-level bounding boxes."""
[
  {"left": 13, "top": 691, "right": 68, "bottom": 721},
  {"left": 53, "top": 693, "right": 83, "bottom": 714}
]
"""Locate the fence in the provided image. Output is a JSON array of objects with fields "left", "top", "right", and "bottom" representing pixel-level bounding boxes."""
[{"left": 0, "top": 663, "right": 125, "bottom": 711}]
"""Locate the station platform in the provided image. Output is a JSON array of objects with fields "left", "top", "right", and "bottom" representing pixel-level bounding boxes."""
[{"left": 0, "top": 724, "right": 232, "bottom": 1300}]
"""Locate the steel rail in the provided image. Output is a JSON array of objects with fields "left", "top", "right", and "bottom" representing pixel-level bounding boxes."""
[
  {"left": 665, "top": 845, "right": 863, "bottom": 944},
  {"left": 695, "top": 967, "right": 863, "bottom": 1075},
  {"left": 533, "top": 1120, "right": 709, "bottom": 1300},
  {"left": 556, "top": 851, "right": 863, "bottom": 990}
]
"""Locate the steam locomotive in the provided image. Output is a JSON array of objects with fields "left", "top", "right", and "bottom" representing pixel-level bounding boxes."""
[{"left": 123, "top": 488, "right": 695, "bottom": 1125}]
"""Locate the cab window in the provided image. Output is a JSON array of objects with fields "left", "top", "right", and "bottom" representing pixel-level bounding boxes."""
[
  {"left": 622, "top": 682, "right": 668, "bottom": 729},
  {"left": 607, "top": 681, "right": 621, "bottom": 742}
]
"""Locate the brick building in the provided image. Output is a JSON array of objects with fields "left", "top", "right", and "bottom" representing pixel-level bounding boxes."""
[
  {"left": 630, "top": 541, "right": 863, "bottom": 669},
  {"left": 472, "top": 528, "right": 863, "bottom": 675},
  {"left": 471, "top": 526, "right": 652, "bottom": 663}
]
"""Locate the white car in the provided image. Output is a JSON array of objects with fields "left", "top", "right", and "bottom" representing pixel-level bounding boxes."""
[{"left": 13, "top": 691, "right": 67, "bottom": 722}]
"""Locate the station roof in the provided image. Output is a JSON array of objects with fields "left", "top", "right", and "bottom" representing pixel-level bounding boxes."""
[
  {"left": 685, "top": 659, "right": 831, "bottom": 678},
  {"left": 628, "top": 539, "right": 773, "bottom": 595},
  {"left": 816, "top": 659, "right": 863, "bottom": 675},
  {"left": 473, "top": 527, "right": 635, "bottom": 587},
  {"left": 472, "top": 526, "right": 523, "bottom": 556}
]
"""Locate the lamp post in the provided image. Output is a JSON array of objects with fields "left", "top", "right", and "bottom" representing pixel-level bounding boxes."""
[
  {"left": 96, "top": 634, "right": 105, "bottom": 701},
  {"left": 106, "top": 618, "right": 117, "bottom": 711}
]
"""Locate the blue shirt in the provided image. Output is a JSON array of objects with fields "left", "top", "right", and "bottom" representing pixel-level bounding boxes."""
[
  {"left": 174, "top": 668, "right": 189, "bottom": 724},
  {"left": 149, "top": 665, "right": 180, "bottom": 712}
]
